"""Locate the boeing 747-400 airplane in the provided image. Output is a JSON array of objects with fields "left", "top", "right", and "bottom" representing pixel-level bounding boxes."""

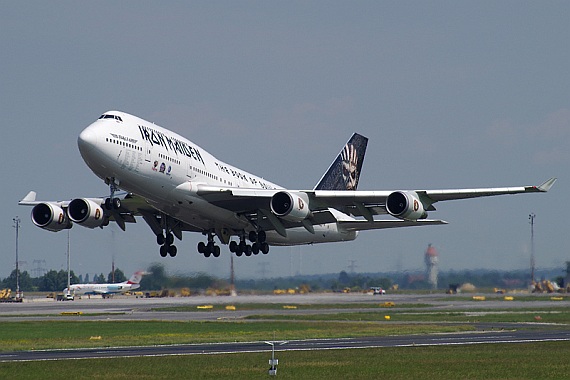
[{"left": 20, "top": 111, "right": 556, "bottom": 258}]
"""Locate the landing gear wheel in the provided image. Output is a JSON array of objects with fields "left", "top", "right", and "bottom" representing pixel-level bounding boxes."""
[
  {"left": 261, "top": 242, "right": 269, "bottom": 254},
  {"left": 112, "top": 197, "right": 121, "bottom": 210},
  {"left": 202, "top": 241, "right": 217, "bottom": 258},
  {"left": 168, "top": 245, "right": 177, "bottom": 257},
  {"left": 160, "top": 245, "right": 168, "bottom": 257},
  {"left": 157, "top": 234, "right": 165, "bottom": 246},
  {"left": 252, "top": 243, "right": 260, "bottom": 255},
  {"left": 197, "top": 242, "right": 206, "bottom": 254},
  {"left": 229, "top": 241, "right": 237, "bottom": 253},
  {"left": 248, "top": 231, "right": 257, "bottom": 243},
  {"left": 244, "top": 245, "right": 252, "bottom": 257},
  {"left": 258, "top": 230, "right": 266, "bottom": 243},
  {"left": 166, "top": 233, "right": 174, "bottom": 245},
  {"left": 104, "top": 198, "right": 112, "bottom": 210}
]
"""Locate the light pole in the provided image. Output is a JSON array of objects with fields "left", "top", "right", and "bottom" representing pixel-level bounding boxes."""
[
  {"left": 529, "top": 213, "right": 536, "bottom": 284},
  {"left": 13, "top": 217, "right": 21, "bottom": 299}
]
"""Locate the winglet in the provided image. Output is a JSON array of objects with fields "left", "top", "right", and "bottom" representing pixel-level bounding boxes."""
[
  {"left": 537, "top": 177, "right": 557, "bottom": 192},
  {"left": 19, "top": 191, "right": 37, "bottom": 205}
]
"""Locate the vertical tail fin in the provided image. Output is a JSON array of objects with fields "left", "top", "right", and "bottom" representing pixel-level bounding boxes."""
[
  {"left": 314, "top": 133, "right": 368, "bottom": 191},
  {"left": 126, "top": 271, "right": 144, "bottom": 285}
]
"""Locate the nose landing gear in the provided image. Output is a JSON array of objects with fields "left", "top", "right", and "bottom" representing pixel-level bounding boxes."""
[{"left": 104, "top": 177, "right": 122, "bottom": 211}]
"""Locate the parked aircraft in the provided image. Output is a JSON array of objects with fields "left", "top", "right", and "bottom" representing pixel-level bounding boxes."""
[
  {"left": 63, "top": 271, "right": 144, "bottom": 297},
  {"left": 20, "top": 111, "right": 556, "bottom": 258}
]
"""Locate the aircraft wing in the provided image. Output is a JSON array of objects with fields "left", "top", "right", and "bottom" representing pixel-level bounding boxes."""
[
  {"left": 22, "top": 177, "right": 555, "bottom": 238},
  {"left": 19, "top": 191, "right": 141, "bottom": 231},
  {"left": 193, "top": 178, "right": 555, "bottom": 234},
  {"left": 307, "top": 177, "right": 557, "bottom": 218},
  {"left": 18, "top": 191, "right": 201, "bottom": 235}
]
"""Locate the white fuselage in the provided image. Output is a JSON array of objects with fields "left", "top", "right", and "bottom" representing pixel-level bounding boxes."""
[
  {"left": 77, "top": 111, "right": 357, "bottom": 245},
  {"left": 65, "top": 282, "right": 140, "bottom": 296}
]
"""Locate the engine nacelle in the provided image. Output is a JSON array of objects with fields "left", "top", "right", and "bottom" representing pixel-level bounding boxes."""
[
  {"left": 31, "top": 203, "right": 71, "bottom": 232},
  {"left": 270, "top": 191, "right": 311, "bottom": 222},
  {"left": 67, "top": 198, "right": 106, "bottom": 228},
  {"left": 386, "top": 191, "right": 427, "bottom": 221}
]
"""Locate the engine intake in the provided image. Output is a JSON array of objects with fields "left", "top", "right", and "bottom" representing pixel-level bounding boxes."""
[
  {"left": 68, "top": 198, "right": 106, "bottom": 228},
  {"left": 31, "top": 203, "right": 71, "bottom": 232},
  {"left": 270, "top": 191, "right": 311, "bottom": 222},
  {"left": 386, "top": 191, "right": 427, "bottom": 221}
]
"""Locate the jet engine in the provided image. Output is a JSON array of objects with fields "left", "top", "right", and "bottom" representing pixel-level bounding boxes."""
[
  {"left": 31, "top": 203, "right": 71, "bottom": 232},
  {"left": 386, "top": 191, "right": 427, "bottom": 221},
  {"left": 67, "top": 198, "right": 106, "bottom": 228},
  {"left": 270, "top": 191, "right": 311, "bottom": 222}
]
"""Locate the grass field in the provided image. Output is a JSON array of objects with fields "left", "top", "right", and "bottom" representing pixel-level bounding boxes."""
[
  {"left": 1, "top": 342, "right": 569, "bottom": 379},
  {"left": 154, "top": 300, "right": 570, "bottom": 324},
  {"left": 0, "top": 298, "right": 568, "bottom": 378},
  {"left": 153, "top": 302, "right": 433, "bottom": 312},
  {"left": 0, "top": 320, "right": 474, "bottom": 351},
  {"left": 246, "top": 308, "right": 570, "bottom": 324}
]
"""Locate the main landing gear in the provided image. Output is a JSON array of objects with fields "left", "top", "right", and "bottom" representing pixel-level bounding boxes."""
[
  {"left": 228, "top": 231, "right": 269, "bottom": 257},
  {"left": 196, "top": 230, "right": 270, "bottom": 257},
  {"left": 197, "top": 233, "right": 221, "bottom": 258},
  {"left": 157, "top": 230, "right": 178, "bottom": 258},
  {"left": 146, "top": 211, "right": 179, "bottom": 258}
]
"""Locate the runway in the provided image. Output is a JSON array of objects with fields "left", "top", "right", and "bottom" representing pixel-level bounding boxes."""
[
  {"left": 1, "top": 329, "right": 569, "bottom": 362},
  {"left": 1, "top": 292, "right": 569, "bottom": 362}
]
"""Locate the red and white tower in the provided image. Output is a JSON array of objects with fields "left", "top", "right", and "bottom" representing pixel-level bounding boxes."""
[{"left": 424, "top": 244, "right": 439, "bottom": 289}]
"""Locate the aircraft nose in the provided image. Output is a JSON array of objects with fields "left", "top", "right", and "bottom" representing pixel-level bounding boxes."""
[{"left": 77, "top": 125, "right": 97, "bottom": 154}]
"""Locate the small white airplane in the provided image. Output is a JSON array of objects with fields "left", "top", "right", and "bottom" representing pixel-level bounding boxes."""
[
  {"left": 63, "top": 271, "right": 144, "bottom": 297},
  {"left": 20, "top": 111, "right": 556, "bottom": 259}
]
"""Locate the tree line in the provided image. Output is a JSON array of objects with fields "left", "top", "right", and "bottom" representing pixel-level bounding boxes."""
[
  {"left": 1, "top": 263, "right": 566, "bottom": 293},
  {"left": 0, "top": 264, "right": 221, "bottom": 293},
  {"left": 0, "top": 268, "right": 127, "bottom": 292}
]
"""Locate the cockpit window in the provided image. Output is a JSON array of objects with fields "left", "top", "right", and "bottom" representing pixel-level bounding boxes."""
[{"left": 98, "top": 114, "right": 123, "bottom": 122}]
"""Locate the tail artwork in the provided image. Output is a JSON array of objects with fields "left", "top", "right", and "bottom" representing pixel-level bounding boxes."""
[
  {"left": 314, "top": 133, "right": 368, "bottom": 191},
  {"left": 126, "top": 271, "right": 144, "bottom": 285}
]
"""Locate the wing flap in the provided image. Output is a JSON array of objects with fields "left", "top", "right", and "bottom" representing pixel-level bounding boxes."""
[
  {"left": 195, "top": 185, "right": 274, "bottom": 212},
  {"left": 339, "top": 219, "right": 448, "bottom": 231}
]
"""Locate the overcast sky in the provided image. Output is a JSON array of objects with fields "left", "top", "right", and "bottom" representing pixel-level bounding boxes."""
[{"left": 2, "top": 2, "right": 569, "bottom": 281}]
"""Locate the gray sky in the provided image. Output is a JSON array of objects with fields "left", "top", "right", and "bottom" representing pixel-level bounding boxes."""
[{"left": 2, "top": 2, "right": 568, "bottom": 280}]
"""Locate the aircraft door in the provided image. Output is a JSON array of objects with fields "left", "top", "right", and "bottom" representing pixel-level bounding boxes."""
[
  {"left": 144, "top": 140, "right": 151, "bottom": 162},
  {"left": 186, "top": 162, "right": 195, "bottom": 179}
]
